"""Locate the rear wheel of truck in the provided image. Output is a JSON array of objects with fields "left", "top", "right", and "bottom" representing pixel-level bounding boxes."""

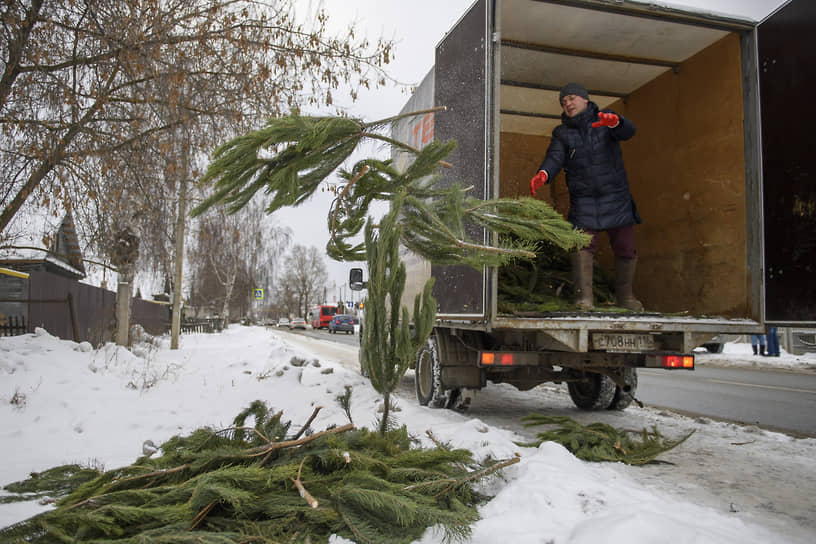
[
  {"left": 568, "top": 372, "right": 617, "bottom": 410},
  {"left": 415, "top": 335, "right": 449, "bottom": 408},
  {"left": 607, "top": 368, "right": 638, "bottom": 410},
  {"left": 703, "top": 342, "right": 724, "bottom": 353}
]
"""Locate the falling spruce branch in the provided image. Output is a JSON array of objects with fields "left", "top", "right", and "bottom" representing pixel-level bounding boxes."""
[
  {"left": 192, "top": 109, "right": 451, "bottom": 219},
  {"left": 330, "top": 164, "right": 370, "bottom": 250},
  {"left": 194, "top": 110, "right": 589, "bottom": 268}
]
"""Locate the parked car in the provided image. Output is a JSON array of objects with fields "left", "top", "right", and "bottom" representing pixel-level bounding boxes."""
[
  {"left": 328, "top": 314, "right": 358, "bottom": 334},
  {"left": 289, "top": 317, "right": 308, "bottom": 330},
  {"left": 276, "top": 318, "right": 290, "bottom": 328}
]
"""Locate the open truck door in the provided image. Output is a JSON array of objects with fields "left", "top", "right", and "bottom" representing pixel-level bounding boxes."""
[
  {"left": 432, "top": 0, "right": 494, "bottom": 317},
  {"left": 758, "top": 0, "right": 816, "bottom": 326}
]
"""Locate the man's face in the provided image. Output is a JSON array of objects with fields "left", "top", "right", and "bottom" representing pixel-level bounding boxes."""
[{"left": 561, "top": 94, "right": 589, "bottom": 118}]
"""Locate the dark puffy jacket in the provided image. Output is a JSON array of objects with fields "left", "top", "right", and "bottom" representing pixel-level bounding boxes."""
[{"left": 538, "top": 101, "right": 640, "bottom": 231}]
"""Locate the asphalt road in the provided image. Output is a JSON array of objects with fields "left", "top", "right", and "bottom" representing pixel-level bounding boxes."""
[
  {"left": 280, "top": 327, "right": 816, "bottom": 437},
  {"left": 636, "top": 366, "right": 816, "bottom": 437}
]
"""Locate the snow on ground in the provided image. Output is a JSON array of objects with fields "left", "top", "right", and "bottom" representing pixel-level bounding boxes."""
[{"left": 0, "top": 326, "right": 814, "bottom": 543}]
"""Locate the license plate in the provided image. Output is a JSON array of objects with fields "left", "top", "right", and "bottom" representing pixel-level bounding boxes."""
[{"left": 592, "top": 333, "right": 656, "bottom": 352}]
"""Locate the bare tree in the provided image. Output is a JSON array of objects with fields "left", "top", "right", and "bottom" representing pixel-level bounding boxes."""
[
  {"left": 188, "top": 200, "right": 291, "bottom": 325},
  {"left": 275, "top": 244, "right": 328, "bottom": 319},
  {"left": 0, "top": 0, "right": 393, "bottom": 254}
]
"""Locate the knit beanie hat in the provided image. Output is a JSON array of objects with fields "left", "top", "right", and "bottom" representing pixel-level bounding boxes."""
[{"left": 559, "top": 82, "right": 589, "bottom": 102}]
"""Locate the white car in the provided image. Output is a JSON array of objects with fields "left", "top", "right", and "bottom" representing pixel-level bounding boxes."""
[
  {"left": 289, "top": 317, "right": 308, "bottom": 330},
  {"left": 276, "top": 318, "right": 290, "bottom": 328}
]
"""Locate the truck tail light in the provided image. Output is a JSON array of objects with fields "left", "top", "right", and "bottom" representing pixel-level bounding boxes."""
[
  {"left": 660, "top": 355, "right": 694, "bottom": 369},
  {"left": 480, "top": 352, "right": 514, "bottom": 365}
]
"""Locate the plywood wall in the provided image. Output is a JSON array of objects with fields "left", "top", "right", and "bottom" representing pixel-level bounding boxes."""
[{"left": 499, "top": 33, "right": 749, "bottom": 317}]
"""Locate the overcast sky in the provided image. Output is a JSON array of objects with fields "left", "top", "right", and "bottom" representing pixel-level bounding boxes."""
[{"left": 280, "top": 0, "right": 789, "bottom": 302}]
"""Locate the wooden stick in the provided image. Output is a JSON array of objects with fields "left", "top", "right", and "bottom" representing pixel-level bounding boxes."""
[
  {"left": 434, "top": 456, "right": 521, "bottom": 498},
  {"left": 190, "top": 500, "right": 216, "bottom": 530},
  {"left": 246, "top": 423, "right": 354, "bottom": 458},
  {"left": 426, "top": 430, "right": 466, "bottom": 471},
  {"left": 291, "top": 459, "right": 318, "bottom": 509},
  {"left": 291, "top": 406, "right": 323, "bottom": 441}
]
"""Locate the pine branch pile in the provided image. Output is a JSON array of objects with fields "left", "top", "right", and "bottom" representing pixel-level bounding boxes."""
[
  {"left": 518, "top": 414, "right": 694, "bottom": 465},
  {"left": 1, "top": 401, "right": 517, "bottom": 544}
]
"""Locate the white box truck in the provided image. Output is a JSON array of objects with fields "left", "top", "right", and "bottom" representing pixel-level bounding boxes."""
[{"left": 352, "top": 0, "right": 816, "bottom": 411}]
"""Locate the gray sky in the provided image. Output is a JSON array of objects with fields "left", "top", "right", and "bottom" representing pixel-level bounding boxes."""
[{"left": 283, "top": 0, "right": 789, "bottom": 302}]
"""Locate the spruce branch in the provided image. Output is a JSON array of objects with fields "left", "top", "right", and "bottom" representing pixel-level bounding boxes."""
[
  {"left": 196, "top": 111, "right": 587, "bottom": 268},
  {"left": 518, "top": 414, "right": 694, "bottom": 465}
]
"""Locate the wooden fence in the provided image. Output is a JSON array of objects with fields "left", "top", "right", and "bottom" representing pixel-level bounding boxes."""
[
  {"left": 0, "top": 271, "right": 170, "bottom": 345},
  {"left": 180, "top": 317, "right": 224, "bottom": 334}
]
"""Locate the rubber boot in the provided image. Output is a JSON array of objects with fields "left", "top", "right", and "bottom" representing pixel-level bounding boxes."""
[
  {"left": 615, "top": 257, "right": 644, "bottom": 311},
  {"left": 570, "top": 250, "right": 594, "bottom": 309},
  {"left": 752, "top": 344, "right": 758, "bottom": 355},
  {"left": 760, "top": 345, "right": 767, "bottom": 356}
]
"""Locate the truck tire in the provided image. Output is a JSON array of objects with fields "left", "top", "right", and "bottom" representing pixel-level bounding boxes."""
[
  {"left": 703, "top": 342, "right": 724, "bottom": 353},
  {"left": 415, "top": 335, "right": 449, "bottom": 408},
  {"left": 607, "top": 368, "right": 638, "bottom": 410},
  {"left": 567, "top": 372, "right": 617, "bottom": 410}
]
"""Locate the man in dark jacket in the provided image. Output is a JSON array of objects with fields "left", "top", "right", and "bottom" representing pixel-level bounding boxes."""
[{"left": 529, "top": 82, "right": 643, "bottom": 311}]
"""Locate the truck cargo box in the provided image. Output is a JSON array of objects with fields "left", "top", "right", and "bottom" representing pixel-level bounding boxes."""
[
  {"left": 393, "top": 0, "right": 815, "bottom": 331},
  {"left": 377, "top": 0, "right": 816, "bottom": 410}
]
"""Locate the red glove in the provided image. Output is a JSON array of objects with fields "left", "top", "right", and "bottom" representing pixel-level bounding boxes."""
[
  {"left": 529, "top": 170, "right": 548, "bottom": 196},
  {"left": 592, "top": 112, "right": 619, "bottom": 128}
]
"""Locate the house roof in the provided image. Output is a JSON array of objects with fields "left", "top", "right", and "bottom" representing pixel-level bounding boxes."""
[{"left": 0, "top": 212, "right": 86, "bottom": 280}]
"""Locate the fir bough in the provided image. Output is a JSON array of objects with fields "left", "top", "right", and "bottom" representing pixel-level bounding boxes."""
[
  {"left": 518, "top": 414, "right": 694, "bottom": 465},
  {"left": 0, "top": 402, "right": 517, "bottom": 544},
  {"left": 193, "top": 112, "right": 590, "bottom": 268}
]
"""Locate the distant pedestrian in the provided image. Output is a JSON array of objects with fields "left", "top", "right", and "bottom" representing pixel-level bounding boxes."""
[
  {"left": 750, "top": 334, "right": 766, "bottom": 356},
  {"left": 766, "top": 326, "right": 780, "bottom": 357}
]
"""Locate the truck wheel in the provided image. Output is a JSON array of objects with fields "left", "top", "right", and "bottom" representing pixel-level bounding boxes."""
[
  {"left": 703, "top": 342, "right": 724, "bottom": 353},
  {"left": 415, "top": 335, "right": 449, "bottom": 408},
  {"left": 608, "top": 368, "right": 638, "bottom": 410},
  {"left": 567, "top": 372, "right": 617, "bottom": 410}
]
